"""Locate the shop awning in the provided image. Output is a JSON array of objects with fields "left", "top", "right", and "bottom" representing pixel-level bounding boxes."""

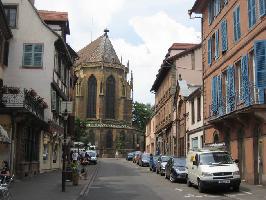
[{"left": 0, "top": 125, "right": 11, "bottom": 144}]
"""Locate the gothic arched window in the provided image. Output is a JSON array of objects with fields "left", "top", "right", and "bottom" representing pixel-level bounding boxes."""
[
  {"left": 105, "top": 75, "right": 115, "bottom": 119},
  {"left": 106, "top": 131, "right": 113, "bottom": 148},
  {"left": 87, "top": 75, "right": 97, "bottom": 118}
]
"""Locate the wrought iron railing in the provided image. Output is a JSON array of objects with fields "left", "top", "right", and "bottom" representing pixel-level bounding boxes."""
[
  {"left": 209, "top": 83, "right": 264, "bottom": 120},
  {"left": 2, "top": 87, "right": 46, "bottom": 120}
]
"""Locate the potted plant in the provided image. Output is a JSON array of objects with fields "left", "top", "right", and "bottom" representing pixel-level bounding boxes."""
[
  {"left": 71, "top": 162, "right": 79, "bottom": 186},
  {"left": 29, "top": 88, "right": 37, "bottom": 97}
]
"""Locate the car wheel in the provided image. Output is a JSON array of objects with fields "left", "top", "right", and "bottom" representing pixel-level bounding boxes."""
[
  {"left": 233, "top": 185, "right": 240, "bottom": 192},
  {"left": 198, "top": 180, "right": 204, "bottom": 193},
  {"left": 165, "top": 172, "right": 168, "bottom": 179},
  {"left": 169, "top": 173, "right": 175, "bottom": 183},
  {"left": 187, "top": 178, "right": 192, "bottom": 187}
]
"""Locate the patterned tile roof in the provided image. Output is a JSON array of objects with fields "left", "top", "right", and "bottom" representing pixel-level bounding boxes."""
[
  {"left": 75, "top": 31, "right": 121, "bottom": 66},
  {"left": 38, "top": 10, "right": 68, "bottom": 22}
]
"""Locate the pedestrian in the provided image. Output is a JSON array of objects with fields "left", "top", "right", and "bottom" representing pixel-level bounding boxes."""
[
  {"left": 72, "top": 150, "right": 79, "bottom": 164},
  {"left": 115, "top": 150, "right": 119, "bottom": 159}
]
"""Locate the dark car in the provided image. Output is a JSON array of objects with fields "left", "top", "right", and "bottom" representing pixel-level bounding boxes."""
[
  {"left": 156, "top": 155, "right": 171, "bottom": 176},
  {"left": 149, "top": 155, "right": 159, "bottom": 172},
  {"left": 165, "top": 157, "right": 187, "bottom": 182},
  {"left": 126, "top": 152, "right": 135, "bottom": 161},
  {"left": 139, "top": 153, "right": 150, "bottom": 167}
]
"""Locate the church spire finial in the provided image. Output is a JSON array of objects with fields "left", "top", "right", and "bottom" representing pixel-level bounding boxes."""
[{"left": 104, "top": 28, "right": 109, "bottom": 36}]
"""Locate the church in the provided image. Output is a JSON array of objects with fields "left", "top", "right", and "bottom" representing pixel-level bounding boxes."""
[{"left": 74, "top": 30, "right": 139, "bottom": 157}]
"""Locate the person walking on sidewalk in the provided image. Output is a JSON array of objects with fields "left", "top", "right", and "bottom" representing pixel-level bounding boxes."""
[{"left": 115, "top": 150, "right": 119, "bottom": 159}]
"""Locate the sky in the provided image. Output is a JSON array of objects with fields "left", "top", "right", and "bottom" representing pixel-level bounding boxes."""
[{"left": 35, "top": 0, "right": 201, "bottom": 105}]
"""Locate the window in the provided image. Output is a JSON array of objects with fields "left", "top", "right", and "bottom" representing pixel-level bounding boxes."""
[
  {"left": 248, "top": 0, "right": 257, "bottom": 28},
  {"left": 215, "top": 29, "right": 219, "bottom": 60},
  {"left": 212, "top": 75, "right": 223, "bottom": 115},
  {"left": 197, "top": 96, "right": 201, "bottom": 121},
  {"left": 259, "top": 0, "right": 266, "bottom": 16},
  {"left": 87, "top": 75, "right": 97, "bottom": 118},
  {"left": 192, "top": 137, "right": 198, "bottom": 149},
  {"left": 208, "top": 0, "right": 228, "bottom": 25},
  {"left": 23, "top": 44, "right": 43, "bottom": 67},
  {"left": 233, "top": 6, "right": 241, "bottom": 42},
  {"left": 51, "top": 89, "right": 56, "bottom": 111},
  {"left": 208, "top": 38, "right": 212, "bottom": 65},
  {"left": 221, "top": 19, "right": 228, "bottom": 52},
  {"left": 240, "top": 55, "right": 251, "bottom": 106},
  {"left": 105, "top": 75, "right": 115, "bottom": 119},
  {"left": 191, "top": 99, "right": 195, "bottom": 124},
  {"left": 4, "top": 5, "right": 17, "bottom": 28},
  {"left": 234, "top": 60, "right": 241, "bottom": 100},
  {"left": 226, "top": 65, "right": 236, "bottom": 113}
]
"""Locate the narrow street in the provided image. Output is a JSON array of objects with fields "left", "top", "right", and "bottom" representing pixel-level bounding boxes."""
[{"left": 81, "top": 159, "right": 266, "bottom": 200}]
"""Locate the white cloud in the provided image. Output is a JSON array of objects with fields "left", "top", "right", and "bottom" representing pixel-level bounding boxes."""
[{"left": 113, "top": 12, "right": 201, "bottom": 104}]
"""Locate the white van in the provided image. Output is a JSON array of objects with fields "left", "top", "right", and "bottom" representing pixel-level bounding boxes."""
[{"left": 186, "top": 149, "right": 241, "bottom": 193}]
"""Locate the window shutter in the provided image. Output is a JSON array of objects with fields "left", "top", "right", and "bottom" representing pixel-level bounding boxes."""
[
  {"left": 259, "top": 0, "right": 266, "bottom": 16},
  {"left": 233, "top": 9, "right": 237, "bottom": 41},
  {"left": 241, "top": 55, "right": 251, "bottom": 106},
  {"left": 248, "top": 0, "right": 257, "bottom": 28},
  {"left": 224, "top": 0, "right": 228, "bottom": 5},
  {"left": 51, "top": 90, "right": 57, "bottom": 111},
  {"left": 23, "top": 44, "right": 33, "bottom": 66},
  {"left": 221, "top": 19, "right": 228, "bottom": 52},
  {"left": 254, "top": 40, "right": 266, "bottom": 103},
  {"left": 215, "top": 30, "right": 219, "bottom": 59},
  {"left": 226, "top": 65, "right": 235, "bottom": 113},
  {"left": 208, "top": 38, "right": 212, "bottom": 65},
  {"left": 208, "top": 2, "right": 212, "bottom": 25},
  {"left": 212, "top": 76, "right": 218, "bottom": 114},
  {"left": 217, "top": 75, "right": 223, "bottom": 115},
  {"left": 217, "top": 0, "right": 221, "bottom": 14},
  {"left": 33, "top": 44, "right": 43, "bottom": 66},
  {"left": 237, "top": 6, "right": 241, "bottom": 40}
]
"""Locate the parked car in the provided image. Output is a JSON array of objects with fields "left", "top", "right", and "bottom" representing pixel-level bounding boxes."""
[
  {"left": 149, "top": 155, "right": 159, "bottom": 172},
  {"left": 186, "top": 149, "right": 241, "bottom": 193},
  {"left": 126, "top": 152, "right": 135, "bottom": 161},
  {"left": 133, "top": 151, "right": 141, "bottom": 163},
  {"left": 156, "top": 155, "right": 170, "bottom": 176},
  {"left": 165, "top": 157, "right": 187, "bottom": 182},
  {"left": 139, "top": 153, "right": 150, "bottom": 167}
]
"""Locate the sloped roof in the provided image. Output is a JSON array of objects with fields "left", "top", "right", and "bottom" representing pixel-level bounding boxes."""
[
  {"left": 75, "top": 31, "right": 121, "bottom": 66},
  {"left": 38, "top": 10, "right": 68, "bottom": 22},
  {"left": 168, "top": 43, "right": 198, "bottom": 51}
]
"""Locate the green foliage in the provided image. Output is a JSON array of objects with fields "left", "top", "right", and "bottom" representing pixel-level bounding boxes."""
[
  {"left": 132, "top": 101, "right": 154, "bottom": 132},
  {"left": 74, "top": 118, "right": 87, "bottom": 141},
  {"left": 71, "top": 162, "right": 79, "bottom": 174},
  {"left": 116, "top": 135, "right": 125, "bottom": 151}
]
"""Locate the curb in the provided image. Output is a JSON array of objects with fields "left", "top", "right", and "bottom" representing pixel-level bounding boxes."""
[{"left": 77, "top": 163, "right": 99, "bottom": 200}]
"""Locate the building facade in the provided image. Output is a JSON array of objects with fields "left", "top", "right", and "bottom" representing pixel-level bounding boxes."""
[
  {"left": 185, "top": 87, "right": 204, "bottom": 154},
  {"left": 74, "top": 30, "right": 138, "bottom": 158},
  {"left": 145, "top": 115, "right": 156, "bottom": 154},
  {"left": 190, "top": 0, "right": 266, "bottom": 185},
  {"left": 0, "top": 0, "right": 75, "bottom": 177}
]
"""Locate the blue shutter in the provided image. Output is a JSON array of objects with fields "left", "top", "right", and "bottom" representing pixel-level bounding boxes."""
[
  {"left": 212, "top": 76, "right": 218, "bottom": 114},
  {"left": 259, "top": 0, "right": 266, "bottom": 16},
  {"left": 254, "top": 40, "right": 266, "bottom": 103},
  {"left": 224, "top": 0, "right": 228, "bottom": 5},
  {"left": 208, "top": 2, "right": 212, "bottom": 25},
  {"left": 215, "top": 30, "right": 219, "bottom": 59},
  {"left": 23, "top": 44, "right": 33, "bottom": 66},
  {"left": 33, "top": 44, "right": 43, "bottom": 66},
  {"left": 248, "top": 0, "right": 257, "bottom": 28},
  {"left": 241, "top": 55, "right": 251, "bottom": 106},
  {"left": 221, "top": 19, "right": 228, "bottom": 52},
  {"left": 217, "top": 75, "right": 223, "bottom": 115},
  {"left": 226, "top": 66, "right": 235, "bottom": 113},
  {"left": 233, "top": 6, "right": 241, "bottom": 42},
  {"left": 208, "top": 38, "right": 212, "bottom": 65}
]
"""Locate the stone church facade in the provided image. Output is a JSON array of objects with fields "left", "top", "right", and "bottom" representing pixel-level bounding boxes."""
[{"left": 74, "top": 30, "right": 139, "bottom": 157}]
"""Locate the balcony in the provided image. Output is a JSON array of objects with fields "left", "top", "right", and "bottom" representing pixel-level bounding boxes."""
[
  {"left": 208, "top": 83, "right": 266, "bottom": 123},
  {"left": 1, "top": 87, "right": 46, "bottom": 120}
]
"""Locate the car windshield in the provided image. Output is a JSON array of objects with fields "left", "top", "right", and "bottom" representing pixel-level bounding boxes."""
[
  {"left": 88, "top": 152, "right": 96, "bottom": 157},
  {"left": 173, "top": 158, "right": 186, "bottom": 167},
  {"left": 199, "top": 152, "right": 233, "bottom": 165},
  {"left": 142, "top": 154, "right": 150, "bottom": 159},
  {"left": 161, "top": 156, "right": 170, "bottom": 162}
]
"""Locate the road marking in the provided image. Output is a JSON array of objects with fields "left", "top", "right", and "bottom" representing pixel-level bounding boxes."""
[{"left": 175, "top": 188, "right": 183, "bottom": 192}]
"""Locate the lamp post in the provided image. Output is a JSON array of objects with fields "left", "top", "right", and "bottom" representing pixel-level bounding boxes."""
[{"left": 62, "top": 109, "right": 68, "bottom": 192}]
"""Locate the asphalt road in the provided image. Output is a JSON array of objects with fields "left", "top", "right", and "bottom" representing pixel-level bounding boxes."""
[{"left": 82, "top": 158, "right": 265, "bottom": 200}]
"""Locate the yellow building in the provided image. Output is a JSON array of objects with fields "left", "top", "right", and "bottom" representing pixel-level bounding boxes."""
[{"left": 74, "top": 30, "right": 138, "bottom": 157}]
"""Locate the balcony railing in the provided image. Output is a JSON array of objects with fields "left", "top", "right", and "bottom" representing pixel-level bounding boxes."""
[
  {"left": 2, "top": 87, "right": 46, "bottom": 120},
  {"left": 209, "top": 83, "right": 263, "bottom": 120}
]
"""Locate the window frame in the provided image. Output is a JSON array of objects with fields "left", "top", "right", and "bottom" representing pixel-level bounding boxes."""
[
  {"left": 4, "top": 5, "right": 18, "bottom": 29},
  {"left": 22, "top": 43, "right": 44, "bottom": 68}
]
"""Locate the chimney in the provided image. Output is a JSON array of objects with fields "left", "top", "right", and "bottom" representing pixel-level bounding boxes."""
[{"left": 29, "top": 0, "right": 35, "bottom": 5}]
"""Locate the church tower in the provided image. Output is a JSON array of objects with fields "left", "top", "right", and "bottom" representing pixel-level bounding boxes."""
[{"left": 74, "top": 30, "right": 137, "bottom": 157}]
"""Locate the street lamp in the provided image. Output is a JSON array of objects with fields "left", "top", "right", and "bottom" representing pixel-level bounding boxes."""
[{"left": 62, "top": 108, "right": 68, "bottom": 192}]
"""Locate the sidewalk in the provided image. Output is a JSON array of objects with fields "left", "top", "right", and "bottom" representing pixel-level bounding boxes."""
[{"left": 9, "top": 164, "right": 98, "bottom": 200}]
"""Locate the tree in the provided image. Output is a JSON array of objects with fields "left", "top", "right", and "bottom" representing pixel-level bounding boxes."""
[
  {"left": 74, "top": 118, "right": 87, "bottom": 144},
  {"left": 132, "top": 102, "right": 153, "bottom": 132}
]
